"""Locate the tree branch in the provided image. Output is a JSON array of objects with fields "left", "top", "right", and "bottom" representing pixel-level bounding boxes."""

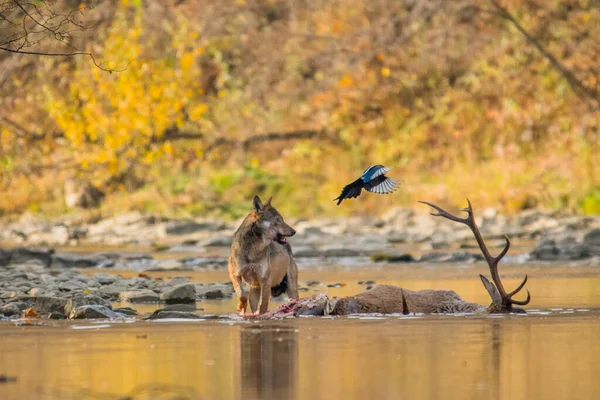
[
  {"left": 0, "top": 45, "right": 130, "bottom": 72},
  {"left": 489, "top": 0, "right": 599, "bottom": 109}
]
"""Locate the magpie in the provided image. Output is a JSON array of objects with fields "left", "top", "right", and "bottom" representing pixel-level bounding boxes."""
[{"left": 334, "top": 165, "right": 400, "bottom": 205}]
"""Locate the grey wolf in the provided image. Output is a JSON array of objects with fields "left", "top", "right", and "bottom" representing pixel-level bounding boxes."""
[{"left": 228, "top": 196, "right": 299, "bottom": 315}]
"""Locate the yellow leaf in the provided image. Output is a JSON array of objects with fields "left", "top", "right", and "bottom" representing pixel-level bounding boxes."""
[
  {"left": 189, "top": 103, "right": 208, "bottom": 121},
  {"left": 163, "top": 141, "right": 173, "bottom": 155},
  {"left": 338, "top": 75, "right": 354, "bottom": 88},
  {"left": 180, "top": 53, "right": 194, "bottom": 73},
  {"left": 381, "top": 67, "right": 391, "bottom": 77}
]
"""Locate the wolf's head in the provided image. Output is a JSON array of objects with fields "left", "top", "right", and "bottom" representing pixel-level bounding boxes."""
[{"left": 252, "top": 195, "right": 296, "bottom": 245}]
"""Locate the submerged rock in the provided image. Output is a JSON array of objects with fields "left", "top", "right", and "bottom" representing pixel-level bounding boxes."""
[
  {"left": 163, "top": 304, "right": 197, "bottom": 312},
  {"left": 144, "top": 309, "right": 206, "bottom": 320}
]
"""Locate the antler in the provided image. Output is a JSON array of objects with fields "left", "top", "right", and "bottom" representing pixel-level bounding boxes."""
[{"left": 418, "top": 199, "right": 530, "bottom": 312}]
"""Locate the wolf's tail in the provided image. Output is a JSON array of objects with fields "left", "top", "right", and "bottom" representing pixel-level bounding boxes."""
[{"left": 271, "top": 274, "right": 288, "bottom": 297}]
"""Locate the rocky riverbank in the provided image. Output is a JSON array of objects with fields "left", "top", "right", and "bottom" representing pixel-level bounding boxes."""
[
  {"left": 0, "top": 207, "right": 599, "bottom": 266},
  {"left": 0, "top": 206, "right": 599, "bottom": 322},
  {"left": 0, "top": 262, "right": 237, "bottom": 321}
]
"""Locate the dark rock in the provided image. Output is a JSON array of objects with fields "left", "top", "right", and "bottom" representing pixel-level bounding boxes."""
[
  {"left": 0, "top": 303, "right": 21, "bottom": 317},
  {"left": 51, "top": 253, "right": 111, "bottom": 268},
  {"left": 419, "top": 252, "right": 483, "bottom": 263},
  {"left": 94, "top": 274, "right": 118, "bottom": 285},
  {"left": 33, "top": 296, "right": 68, "bottom": 314},
  {"left": 119, "top": 290, "right": 160, "bottom": 303},
  {"left": 164, "top": 220, "right": 224, "bottom": 235},
  {"left": 322, "top": 247, "right": 360, "bottom": 257},
  {"left": 530, "top": 239, "right": 600, "bottom": 261},
  {"left": 160, "top": 283, "right": 196, "bottom": 304},
  {"left": 96, "top": 285, "right": 128, "bottom": 300},
  {"left": 49, "top": 311, "right": 66, "bottom": 320},
  {"left": 179, "top": 257, "right": 228, "bottom": 269},
  {"left": 7, "top": 302, "right": 28, "bottom": 312},
  {"left": 305, "top": 281, "right": 320, "bottom": 287},
  {"left": 113, "top": 307, "right": 138, "bottom": 316},
  {"left": 11, "top": 248, "right": 54, "bottom": 266},
  {"left": 0, "top": 249, "right": 12, "bottom": 266},
  {"left": 72, "top": 305, "right": 125, "bottom": 319},
  {"left": 163, "top": 304, "right": 197, "bottom": 312},
  {"left": 371, "top": 253, "right": 415, "bottom": 263},
  {"left": 584, "top": 229, "right": 600, "bottom": 247},
  {"left": 144, "top": 309, "right": 206, "bottom": 320},
  {"left": 58, "top": 280, "right": 86, "bottom": 292},
  {"left": 327, "top": 283, "right": 344, "bottom": 288},
  {"left": 65, "top": 294, "right": 112, "bottom": 318},
  {"left": 0, "top": 374, "right": 17, "bottom": 383}
]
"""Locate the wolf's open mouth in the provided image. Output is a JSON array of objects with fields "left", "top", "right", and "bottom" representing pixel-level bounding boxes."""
[{"left": 275, "top": 233, "right": 288, "bottom": 245}]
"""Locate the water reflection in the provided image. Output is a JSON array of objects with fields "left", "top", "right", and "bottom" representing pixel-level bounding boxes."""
[{"left": 240, "top": 325, "right": 297, "bottom": 400}]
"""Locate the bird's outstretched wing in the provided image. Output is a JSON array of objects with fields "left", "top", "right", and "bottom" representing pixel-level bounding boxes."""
[
  {"left": 361, "top": 165, "right": 392, "bottom": 182},
  {"left": 365, "top": 175, "right": 400, "bottom": 194},
  {"left": 333, "top": 178, "right": 364, "bottom": 205}
]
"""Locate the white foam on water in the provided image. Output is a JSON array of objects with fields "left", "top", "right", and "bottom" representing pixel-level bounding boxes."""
[
  {"left": 72, "top": 324, "right": 111, "bottom": 330},
  {"left": 149, "top": 318, "right": 206, "bottom": 323}
]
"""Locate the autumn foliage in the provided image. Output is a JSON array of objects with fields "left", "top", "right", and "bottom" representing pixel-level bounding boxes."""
[{"left": 0, "top": 0, "right": 598, "bottom": 218}]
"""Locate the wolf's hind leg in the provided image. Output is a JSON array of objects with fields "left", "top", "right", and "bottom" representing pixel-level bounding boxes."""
[
  {"left": 249, "top": 287, "right": 261, "bottom": 313},
  {"left": 286, "top": 260, "right": 299, "bottom": 299},
  {"left": 258, "top": 278, "right": 271, "bottom": 314}
]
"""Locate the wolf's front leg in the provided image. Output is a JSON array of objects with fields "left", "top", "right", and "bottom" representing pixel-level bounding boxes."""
[
  {"left": 229, "top": 271, "right": 247, "bottom": 314},
  {"left": 258, "top": 278, "right": 271, "bottom": 314},
  {"left": 249, "top": 287, "right": 261, "bottom": 314}
]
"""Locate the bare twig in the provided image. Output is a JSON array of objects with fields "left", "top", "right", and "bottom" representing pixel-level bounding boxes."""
[{"left": 489, "top": 0, "right": 599, "bottom": 109}]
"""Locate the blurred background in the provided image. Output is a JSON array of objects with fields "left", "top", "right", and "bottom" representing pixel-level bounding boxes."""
[{"left": 0, "top": 0, "right": 598, "bottom": 220}]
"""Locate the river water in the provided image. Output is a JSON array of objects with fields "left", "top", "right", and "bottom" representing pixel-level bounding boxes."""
[{"left": 1, "top": 263, "right": 599, "bottom": 399}]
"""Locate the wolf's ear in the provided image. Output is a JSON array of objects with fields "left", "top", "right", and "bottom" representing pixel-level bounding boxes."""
[
  {"left": 265, "top": 196, "right": 272, "bottom": 206},
  {"left": 253, "top": 195, "right": 264, "bottom": 213}
]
